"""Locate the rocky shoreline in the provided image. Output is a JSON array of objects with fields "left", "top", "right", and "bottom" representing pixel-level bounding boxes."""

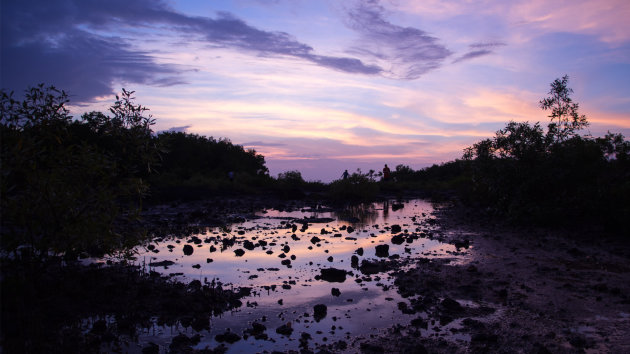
[
  {"left": 3, "top": 197, "right": 629, "bottom": 353},
  {"left": 350, "top": 204, "right": 630, "bottom": 353}
]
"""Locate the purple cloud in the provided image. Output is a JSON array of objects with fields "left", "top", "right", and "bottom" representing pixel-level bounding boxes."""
[
  {"left": 1, "top": 0, "right": 382, "bottom": 102},
  {"left": 345, "top": 0, "right": 452, "bottom": 79},
  {"left": 453, "top": 42, "right": 506, "bottom": 63}
]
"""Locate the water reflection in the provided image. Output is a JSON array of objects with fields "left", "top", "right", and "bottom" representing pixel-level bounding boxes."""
[{"left": 133, "top": 199, "right": 459, "bottom": 352}]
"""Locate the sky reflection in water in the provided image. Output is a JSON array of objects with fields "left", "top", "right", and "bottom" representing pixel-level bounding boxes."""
[{"left": 134, "top": 199, "right": 462, "bottom": 352}]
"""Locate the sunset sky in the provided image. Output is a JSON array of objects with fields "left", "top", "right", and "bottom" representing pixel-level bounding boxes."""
[{"left": 2, "top": 0, "right": 629, "bottom": 181}]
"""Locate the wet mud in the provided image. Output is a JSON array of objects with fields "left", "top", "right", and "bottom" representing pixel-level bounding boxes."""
[
  {"left": 4, "top": 197, "right": 629, "bottom": 353},
  {"left": 355, "top": 205, "right": 630, "bottom": 354}
]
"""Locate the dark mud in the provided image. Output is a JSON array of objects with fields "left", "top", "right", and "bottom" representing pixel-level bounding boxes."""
[
  {"left": 5, "top": 197, "right": 629, "bottom": 353},
  {"left": 0, "top": 259, "right": 248, "bottom": 353},
  {"left": 353, "top": 205, "right": 630, "bottom": 354}
]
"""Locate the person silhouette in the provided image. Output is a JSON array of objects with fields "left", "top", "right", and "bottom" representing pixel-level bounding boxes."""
[
  {"left": 342, "top": 169, "right": 349, "bottom": 180},
  {"left": 383, "top": 164, "right": 391, "bottom": 181}
]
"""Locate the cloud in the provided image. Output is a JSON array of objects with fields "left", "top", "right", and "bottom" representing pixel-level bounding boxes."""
[
  {"left": 242, "top": 141, "right": 287, "bottom": 147},
  {"left": 344, "top": 0, "right": 452, "bottom": 79},
  {"left": 0, "top": 0, "right": 184, "bottom": 101},
  {"left": 452, "top": 42, "right": 506, "bottom": 63},
  {"left": 1, "top": 0, "right": 382, "bottom": 102}
]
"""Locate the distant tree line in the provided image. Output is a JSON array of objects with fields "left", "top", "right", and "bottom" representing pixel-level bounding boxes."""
[
  {"left": 0, "top": 85, "right": 269, "bottom": 257},
  {"left": 2, "top": 76, "right": 628, "bottom": 259}
]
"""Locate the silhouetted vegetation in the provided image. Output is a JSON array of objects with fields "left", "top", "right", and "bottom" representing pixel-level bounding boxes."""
[
  {"left": 1, "top": 86, "right": 159, "bottom": 258},
  {"left": 385, "top": 76, "right": 630, "bottom": 231},
  {"left": 148, "top": 132, "right": 270, "bottom": 201},
  {"left": 2, "top": 76, "right": 628, "bottom": 263},
  {"left": 328, "top": 169, "right": 380, "bottom": 202}
]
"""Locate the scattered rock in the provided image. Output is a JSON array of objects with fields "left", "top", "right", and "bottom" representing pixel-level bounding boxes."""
[
  {"left": 149, "top": 260, "right": 175, "bottom": 267},
  {"left": 331, "top": 288, "right": 341, "bottom": 297},
  {"left": 243, "top": 240, "right": 255, "bottom": 250},
  {"left": 320, "top": 268, "right": 347, "bottom": 282},
  {"left": 375, "top": 244, "right": 389, "bottom": 257},
  {"left": 314, "top": 304, "right": 327, "bottom": 321},
  {"left": 391, "top": 235, "right": 405, "bottom": 244},
  {"left": 276, "top": 323, "right": 293, "bottom": 336},
  {"left": 234, "top": 249, "right": 245, "bottom": 257},
  {"left": 215, "top": 331, "right": 241, "bottom": 344},
  {"left": 183, "top": 245, "right": 194, "bottom": 256}
]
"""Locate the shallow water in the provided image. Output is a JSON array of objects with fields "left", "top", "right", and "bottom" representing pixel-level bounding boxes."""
[{"left": 131, "top": 199, "right": 463, "bottom": 352}]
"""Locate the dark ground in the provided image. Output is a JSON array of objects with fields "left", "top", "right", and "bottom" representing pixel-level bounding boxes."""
[
  {"left": 349, "top": 204, "right": 630, "bottom": 354},
  {"left": 3, "top": 197, "right": 629, "bottom": 353}
]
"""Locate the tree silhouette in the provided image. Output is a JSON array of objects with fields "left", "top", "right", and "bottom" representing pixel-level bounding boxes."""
[{"left": 539, "top": 75, "right": 588, "bottom": 143}]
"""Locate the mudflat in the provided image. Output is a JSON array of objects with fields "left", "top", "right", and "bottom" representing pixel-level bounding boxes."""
[{"left": 354, "top": 204, "right": 630, "bottom": 353}]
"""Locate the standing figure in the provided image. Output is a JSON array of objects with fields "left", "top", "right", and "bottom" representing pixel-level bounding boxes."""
[
  {"left": 383, "top": 164, "right": 391, "bottom": 181},
  {"left": 342, "top": 169, "right": 349, "bottom": 180}
]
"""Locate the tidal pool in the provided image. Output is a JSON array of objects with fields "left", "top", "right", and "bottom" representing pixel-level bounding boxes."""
[{"left": 131, "top": 199, "right": 464, "bottom": 352}]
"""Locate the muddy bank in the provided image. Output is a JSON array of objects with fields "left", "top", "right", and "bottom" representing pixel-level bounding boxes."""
[
  {"left": 353, "top": 204, "right": 630, "bottom": 353},
  {"left": 0, "top": 260, "right": 248, "bottom": 353}
]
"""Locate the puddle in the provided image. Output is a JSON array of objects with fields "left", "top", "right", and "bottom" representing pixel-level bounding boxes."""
[{"left": 117, "top": 199, "right": 465, "bottom": 352}]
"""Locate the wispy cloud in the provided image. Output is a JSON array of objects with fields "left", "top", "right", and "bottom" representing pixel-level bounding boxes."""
[
  {"left": 453, "top": 42, "right": 506, "bottom": 63},
  {"left": 344, "top": 0, "right": 452, "bottom": 79},
  {"left": 1, "top": 0, "right": 381, "bottom": 102}
]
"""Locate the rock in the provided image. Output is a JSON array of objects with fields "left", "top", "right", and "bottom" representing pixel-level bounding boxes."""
[
  {"left": 244, "top": 322, "right": 267, "bottom": 340},
  {"left": 169, "top": 334, "right": 200, "bottom": 352},
  {"left": 359, "top": 260, "right": 391, "bottom": 275},
  {"left": 327, "top": 256, "right": 333, "bottom": 262},
  {"left": 331, "top": 288, "right": 341, "bottom": 297},
  {"left": 183, "top": 244, "right": 194, "bottom": 255},
  {"left": 209, "top": 245, "right": 217, "bottom": 252},
  {"left": 391, "top": 235, "right": 404, "bottom": 244},
  {"left": 314, "top": 304, "right": 327, "bottom": 321},
  {"left": 441, "top": 297, "right": 464, "bottom": 313},
  {"left": 356, "top": 247, "right": 364, "bottom": 256},
  {"left": 391, "top": 224, "right": 402, "bottom": 233},
  {"left": 375, "top": 244, "right": 389, "bottom": 257},
  {"left": 215, "top": 331, "right": 241, "bottom": 344},
  {"left": 351, "top": 255, "right": 359, "bottom": 268},
  {"left": 410, "top": 317, "right": 428, "bottom": 329},
  {"left": 281, "top": 259, "right": 291, "bottom": 266},
  {"left": 192, "top": 264, "right": 201, "bottom": 269},
  {"left": 320, "top": 268, "right": 347, "bottom": 282},
  {"left": 347, "top": 226, "right": 355, "bottom": 233},
  {"left": 276, "top": 323, "right": 293, "bottom": 336},
  {"left": 234, "top": 249, "right": 245, "bottom": 257},
  {"left": 206, "top": 258, "right": 213, "bottom": 263},
  {"left": 149, "top": 260, "right": 175, "bottom": 267},
  {"left": 391, "top": 203, "right": 404, "bottom": 211},
  {"left": 243, "top": 240, "right": 255, "bottom": 250},
  {"left": 283, "top": 245, "right": 290, "bottom": 253},
  {"left": 310, "top": 236, "right": 321, "bottom": 244},
  {"left": 454, "top": 239, "right": 470, "bottom": 249}
]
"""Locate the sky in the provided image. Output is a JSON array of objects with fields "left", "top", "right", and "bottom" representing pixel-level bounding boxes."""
[{"left": 2, "top": 0, "right": 629, "bottom": 181}]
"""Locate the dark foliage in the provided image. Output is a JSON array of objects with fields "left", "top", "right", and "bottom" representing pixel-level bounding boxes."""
[
  {"left": 0, "top": 258, "right": 245, "bottom": 353},
  {"left": 148, "top": 132, "right": 270, "bottom": 201},
  {"left": 1, "top": 85, "right": 159, "bottom": 257},
  {"left": 460, "top": 76, "right": 629, "bottom": 229}
]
